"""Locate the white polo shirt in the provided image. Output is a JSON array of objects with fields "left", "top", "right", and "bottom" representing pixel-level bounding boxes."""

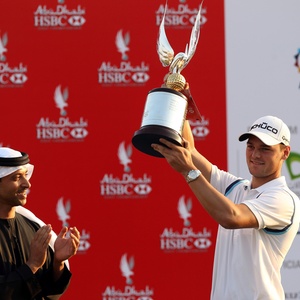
[{"left": 210, "top": 165, "right": 300, "bottom": 300}]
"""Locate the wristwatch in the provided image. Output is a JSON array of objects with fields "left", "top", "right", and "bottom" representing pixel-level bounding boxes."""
[{"left": 186, "top": 169, "right": 201, "bottom": 183}]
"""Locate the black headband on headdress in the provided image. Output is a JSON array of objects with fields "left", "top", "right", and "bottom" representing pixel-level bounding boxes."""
[{"left": 0, "top": 152, "right": 30, "bottom": 167}]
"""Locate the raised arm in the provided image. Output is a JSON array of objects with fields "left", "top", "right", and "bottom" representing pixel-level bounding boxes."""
[{"left": 182, "top": 120, "right": 212, "bottom": 182}]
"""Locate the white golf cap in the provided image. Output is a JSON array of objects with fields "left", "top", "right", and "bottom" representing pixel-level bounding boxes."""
[{"left": 239, "top": 116, "right": 290, "bottom": 146}]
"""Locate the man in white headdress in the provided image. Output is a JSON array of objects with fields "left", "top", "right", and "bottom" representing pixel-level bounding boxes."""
[{"left": 0, "top": 147, "right": 80, "bottom": 300}]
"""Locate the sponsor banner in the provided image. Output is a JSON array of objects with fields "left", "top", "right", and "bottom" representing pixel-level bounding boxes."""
[{"left": 0, "top": 0, "right": 225, "bottom": 299}]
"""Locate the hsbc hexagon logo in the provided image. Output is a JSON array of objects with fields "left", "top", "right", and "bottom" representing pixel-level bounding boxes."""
[
  {"left": 10, "top": 73, "right": 28, "bottom": 84},
  {"left": 134, "top": 184, "right": 152, "bottom": 195},
  {"left": 190, "top": 117, "right": 210, "bottom": 140},
  {"left": 192, "top": 126, "right": 209, "bottom": 138},
  {"left": 132, "top": 72, "right": 149, "bottom": 83},
  {"left": 194, "top": 238, "right": 212, "bottom": 249},
  {"left": 70, "top": 128, "right": 88, "bottom": 139},
  {"left": 68, "top": 15, "right": 86, "bottom": 26}
]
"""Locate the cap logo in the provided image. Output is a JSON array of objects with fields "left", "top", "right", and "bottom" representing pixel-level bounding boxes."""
[
  {"left": 250, "top": 121, "right": 278, "bottom": 136},
  {"left": 282, "top": 136, "right": 290, "bottom": 144}
]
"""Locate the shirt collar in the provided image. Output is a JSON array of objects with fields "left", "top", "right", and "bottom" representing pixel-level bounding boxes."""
[{"left": 250, "top": 176, "right": 286, "bottom": 193}]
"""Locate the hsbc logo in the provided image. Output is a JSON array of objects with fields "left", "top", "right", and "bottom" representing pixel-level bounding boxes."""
[
  {"left": 192, "top": 126, "right": 209, "bottom": 138},
  {"left": 100, "top": 142, "right": 153, "bottom": 199},
  {"left": 0, "top": 69, "right": 28, "bottom": 85},
  {"left": 155, "top": 3, "right": 208, "bottom": 28},
  {"left": 33, "top": 4, "right": 86, "bottom": 29},
  {"left": 190, "top": 117, "right": 210, "bottom": 139},
  {"left": 36, "top": 85, "right": 89, "bottom": 143},
  {"left": 134, "top": 184, "right": 152, "bottom": 195},
  {"left": 160, "top": 225, "right": 212, "bottom": 252},
  {"left": 100, "top": 173, "right": 152, "bottom": 199},
  {"left": 98, "top": 30, "right": 150, "bottom": 86},
  {"left": 70, "top": 128, "right": 88, "bottom": 139},
  {"left": 68, "top": 15, "right": 86, "bottom": 26},
  {"left": 0, "top": 32, "right": 28, "bottom": 87},
  {"left": 10, "top": 73, "right": 28, "bottom": 84},
  {"left": 132, "top": 72, "right": 149, "bottom": 83}
]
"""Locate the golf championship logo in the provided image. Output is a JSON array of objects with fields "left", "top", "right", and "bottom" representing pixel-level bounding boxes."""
[
  {"left": 160, "top": 195, "right": 212, "bottom": 252},
  {"left": 36, "top": 84, "right": 89, "bottom": 142},
  {"left": 100, "top": 141, "right": 152, "bottom": 199},
  {"left": 101, "top": 253, "right": 154, "bottom": 300},
  {"left": 98, "top": 29, "right": 150, "bottom": 86},
  {"left": 0, "top": 31, "right": 28, "bottom": 87}
]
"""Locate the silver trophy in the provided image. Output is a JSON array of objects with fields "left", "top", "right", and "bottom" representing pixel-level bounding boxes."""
[{"left": 132, "top": 3, "right": 203, "bottom": 157}]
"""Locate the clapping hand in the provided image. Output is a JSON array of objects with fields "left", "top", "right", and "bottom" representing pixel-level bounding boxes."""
[{"left": 54, "top": 227, "right": 80, "bottom": 263}]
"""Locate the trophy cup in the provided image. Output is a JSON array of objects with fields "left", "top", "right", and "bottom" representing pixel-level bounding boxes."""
[{"left": 132, "top": 4, "right": 203, "bottom": 158}]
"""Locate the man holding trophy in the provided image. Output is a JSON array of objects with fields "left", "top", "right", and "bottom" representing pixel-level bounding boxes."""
[
  {"left": 133, "top": 3, "right": 300, "bottom": 300},
  {"left": 152, "top": 112, "right": 300, "bottom": 300}
]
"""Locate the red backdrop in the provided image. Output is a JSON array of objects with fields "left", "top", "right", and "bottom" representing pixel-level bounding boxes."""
[{"left": 0, "top": 0, "right": 227, "bottom": 299}]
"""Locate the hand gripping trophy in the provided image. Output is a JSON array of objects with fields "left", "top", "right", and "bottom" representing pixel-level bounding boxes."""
[{"left": 132, "top": 3, "right": 203, "bottom": 158}]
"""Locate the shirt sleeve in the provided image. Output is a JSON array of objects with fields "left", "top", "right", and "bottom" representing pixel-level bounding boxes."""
[
  {"left": 210, "top": 164, "right": 240, "bottom": 194},
  {"left": 244, "top": 189, "right": 296, "bottom": 230}
]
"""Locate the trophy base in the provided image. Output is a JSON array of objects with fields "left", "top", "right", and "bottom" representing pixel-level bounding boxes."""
[{"left": 132, "top": 125, "right": 183, "bottom": 158}]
